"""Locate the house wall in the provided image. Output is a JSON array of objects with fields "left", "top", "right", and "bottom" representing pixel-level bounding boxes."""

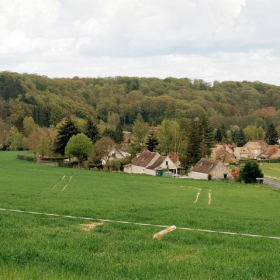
[
  {"left": 159, "top": 156, "right": 178, "bottom": 174},
  {"left": 131, "top": 165, "right": 156, "bottom": 176},
  {"left": 188, "top": 171, "right": 209, "bottom": 180},
  {"left": 210, "top": 162, "right": 232, "bottom": 179},
  {"left": 124, "top": 165, "right": 132, "bottom": 173}
]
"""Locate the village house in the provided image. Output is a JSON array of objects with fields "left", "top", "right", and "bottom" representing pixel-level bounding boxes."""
[
  {"left": 235, "top": 140, "right": 268, "bottom": 160},
  {"left": 124, "top": 149, "right": 178, "bottom": 176},
  {"left": 101, "top": 147, "right": 131, "bottom": 164},
  {"left": 188, "top": 158, "right": 233, "bottom": 180},
  {"left": 257, "top": 145, "right": 280, "bottom": 159},
  {"left": 211, "top": 144, "right": 237, "bottom": 164}
]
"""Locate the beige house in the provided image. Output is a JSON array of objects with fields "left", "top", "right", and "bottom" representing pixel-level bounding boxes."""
[
  {"left": 257, "top": 145, "right": 280, "bottom": 159},
  {"left": 211, "top": 144, "right": 237, "bottom": 163},
  {"left": 235, "top": 141, "right": 268, "bottom": 160},
  {"left": 124, "top": 150, "right": 178, "bottom": 176},
  {"left": 188, "top": 158, "right": 232, "bottom": 180}
]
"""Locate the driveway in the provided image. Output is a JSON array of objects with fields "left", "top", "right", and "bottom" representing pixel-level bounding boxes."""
[{"left": 263, "top": 178, "right": 280, "bottom": 189}]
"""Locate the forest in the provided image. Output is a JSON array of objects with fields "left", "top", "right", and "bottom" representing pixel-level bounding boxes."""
[
  {"left": 0, "top": 71, "right": 280, "bottom": 129},
  {"left": 0, "top": 71, "right": 280, "bottom": 165}
]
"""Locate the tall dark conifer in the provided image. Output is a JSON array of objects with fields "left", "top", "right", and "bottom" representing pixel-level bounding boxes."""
[
  {"left": 54, "top": 119, "right": 80, "bottom": 155},
  {"left": 85, "top": 120, "right": 100, "bottom": 144},
  {"left": 115, "top": 123, "right": 124, "bottom": 144},
  {"left": 265, "top": 124, "right": 278, "bottom": 145},
  {"left": 199, "top": 114, "right": 214, "bottom": 158},
  {"left": 214, "top": 128, "right": 222, "bottom": 142},
  {"left": 187, "top": 118, "right": 201, "bottom": 163},
  {"left": 145, "top": 131, "right": 159, "bottom": 152}
]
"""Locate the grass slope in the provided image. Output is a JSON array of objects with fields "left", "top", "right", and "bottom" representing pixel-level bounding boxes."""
[
  {"left": 0, "top": 151, "right": 280, "bottom": 279},
  {"left": 261, "top": 162, "right": 280, "bottom": 181}
]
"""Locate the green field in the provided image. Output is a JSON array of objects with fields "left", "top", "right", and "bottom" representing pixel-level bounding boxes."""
[
  {"left": 0, "top": 152, "right": 280, "bottom": 279},
  {"left": 261, "top": 162, "right": 280, "bottom": 181}
]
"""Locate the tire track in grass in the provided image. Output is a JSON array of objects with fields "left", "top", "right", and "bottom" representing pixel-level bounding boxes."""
[
  {"left": 0, "top": 207, "right": 280, "bottom": 240},
  {"left": 194, "top": 191, "right": 201, "bottom": 203},
  {"left": 49, "top": 175, "right": 66, "bottom": 192},
  {"left": 178, "top": 186, "right": 203, "bottom": 204},
  {"left": 60, "top": 176, "right": 73, "bottom": 192},
  {"left": 208, "top": 190, "right": 212, "bottom": 206}
]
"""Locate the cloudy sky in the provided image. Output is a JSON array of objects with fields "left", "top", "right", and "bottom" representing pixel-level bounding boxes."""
[{"left": 1, "top": 0, "right": 280, "bottom": 85}]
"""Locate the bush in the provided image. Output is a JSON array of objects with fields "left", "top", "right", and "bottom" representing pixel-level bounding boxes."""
[
  {"left": 238, "top": 161, "right": 263, "bottom": 183},
  {"left": 17, "top": 155, "right": 34, "bottom": 162}
]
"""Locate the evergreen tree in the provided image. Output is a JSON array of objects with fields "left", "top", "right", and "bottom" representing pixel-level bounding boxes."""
[
  {"left": 54, "top": 119, "right": 80, "bottom": 155},
  {"left": 214, "top": 128, "right": 222, "bottom": 142},
  {"left": 199, "top": 114, "right": 215, "bottom": 158},
  {"left": 145, "top": 131, "right": 159, "bottom": 152},
  {"left": 220, "top": 124, "right": 227, "bottom": 140},
  {"left": 102, "top": 128, "right": 118, "bottom": 142},
  {"left": 187, "top": 118, "right": 201, "bottom": 163},
  {"left": 85, "top": 120, "right": 100, "bottom": 144},
  {"left": 115, "top": 123, "right": 123, "bottom": 144},
  {"left": 238, "top": 161, "right": 263, "bottom": 183},
  {"left": 232, "top": 128, "right": 246, "bottom": 147},
  {"left": 265, "top": 124, "right": 278, "bottom": 145}
]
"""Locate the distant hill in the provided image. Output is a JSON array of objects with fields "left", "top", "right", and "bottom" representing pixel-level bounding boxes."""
[{"left": 1, "top": 71, "right": 280, "bottom": 129}]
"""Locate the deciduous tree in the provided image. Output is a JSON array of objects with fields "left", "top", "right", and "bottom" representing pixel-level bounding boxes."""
[{"left": 65, "top": 133, "right": 93, "bottom": 165}]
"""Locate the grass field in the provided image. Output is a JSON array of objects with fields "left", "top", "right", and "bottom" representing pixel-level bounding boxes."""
[
  {"left": 0, "top": 151, "right": 280, "bottom": 279},
  {"left": 261, "top": 162, "right": 280, "bottom": 181}
]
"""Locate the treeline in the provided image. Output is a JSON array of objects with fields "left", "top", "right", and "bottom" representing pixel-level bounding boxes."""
[{"left": 1, "top": 71, "right": 280, "bottom": 130}]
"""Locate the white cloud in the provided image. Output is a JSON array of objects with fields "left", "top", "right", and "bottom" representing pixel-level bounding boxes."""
[{"left": 0, "top": 0, "right": 280, "bottom": 85}]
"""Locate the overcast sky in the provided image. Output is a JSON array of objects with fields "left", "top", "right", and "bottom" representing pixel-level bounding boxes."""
[{"left": 1, "top": 0, "right": 280, "bottom": 85}]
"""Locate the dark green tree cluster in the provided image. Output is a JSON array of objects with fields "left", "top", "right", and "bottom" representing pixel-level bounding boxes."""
[
  {"left": 54, "top": 119, "right": 80, "bottom": 155},
  {"left": 145, "top": 131, "right": 159, "bottom": 152},
  {"left": 238, "top": 161, "right": 263, "bottom": 183},
  {"left": 187, "top": 114, "right": 214, "bottom": 163},
  {"left": 231, "top": 128, "right": 246, "bottom": 147},
  {"left": 102, "top": 124, "right": 123, "bottom": 144},
  {"left": 265, "top": 124, "right": 278, "bottom": 145}
]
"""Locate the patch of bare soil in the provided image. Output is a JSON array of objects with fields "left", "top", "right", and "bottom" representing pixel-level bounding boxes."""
[{"left": 80, "top": 222, "right": 104, "bottom": 231}]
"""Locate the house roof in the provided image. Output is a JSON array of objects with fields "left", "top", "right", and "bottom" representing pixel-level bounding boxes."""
[
  {"left": 131, "top": 150, "right": 158, "bottom": 167},
  {"left": 258, "top": 145, "right": 280, "bottom": 159},
  {"left": 192, "top": 159, "right": 221, "bottom": 174},
  {"left": 147, "top": 156, "right": 166, "bottom": 170},
  {"left": 246, "top": 140, "right": 267, "bottom": 150},
  {"left": 239, "top": 146, "right": 250, "bottom": 154}
]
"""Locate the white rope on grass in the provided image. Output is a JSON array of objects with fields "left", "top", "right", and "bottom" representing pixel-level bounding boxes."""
[{"left": 0, "top": 207, "right": 279, "bottom": 240}]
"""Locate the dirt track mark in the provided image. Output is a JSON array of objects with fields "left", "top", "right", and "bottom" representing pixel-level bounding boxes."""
[
  {"left": 80, "top": 222, "right": 104, "bottom": 231},
  {"left": 208, "top": 190, "right": 212, "bottom": 205},
  {"left": 194, "top": 191, "right": 201, "bottom": 203},
  {"left": 60, "top": 176, "right": 73, "bottom": 192},
  {"left": 49, "top": 175, "right": 66, "bottom": 192}
]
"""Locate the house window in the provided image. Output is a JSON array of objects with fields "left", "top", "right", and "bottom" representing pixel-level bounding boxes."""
[
  {"left": 224, "top": 174, "right": 227, "bottom": 179},
  {"left": 166, "top": 161, "right": 168, "bottom": 166}
]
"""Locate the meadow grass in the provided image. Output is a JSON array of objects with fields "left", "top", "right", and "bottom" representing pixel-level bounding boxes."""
[
  {"left": 0, "top": 151, "right": 280, "bottom": 279},
  {"left": 261, "top": 162, "right": 280, "bottom": 181}
]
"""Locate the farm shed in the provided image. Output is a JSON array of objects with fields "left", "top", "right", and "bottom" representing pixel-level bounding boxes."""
[{"left": 188, "top": 158, "right": 232, "bottom": 180}]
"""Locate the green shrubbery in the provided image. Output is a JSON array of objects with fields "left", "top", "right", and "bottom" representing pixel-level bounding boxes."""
[{"left": 238, "top": 161, "right": 263, "bottom": 183}]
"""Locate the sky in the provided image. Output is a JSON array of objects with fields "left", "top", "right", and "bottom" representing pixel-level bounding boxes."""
[{"left": 1, "top": 0, "right": 280, "bottom": 85}]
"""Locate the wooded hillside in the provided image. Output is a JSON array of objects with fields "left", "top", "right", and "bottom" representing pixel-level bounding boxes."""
[{"left": 1, "top": 71, "right": 280, "bottom": 130}]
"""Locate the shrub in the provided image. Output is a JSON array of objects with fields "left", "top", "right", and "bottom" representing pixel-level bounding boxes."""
[{"left": 238, "top": 161, "right": 263, "bottom": 183}]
